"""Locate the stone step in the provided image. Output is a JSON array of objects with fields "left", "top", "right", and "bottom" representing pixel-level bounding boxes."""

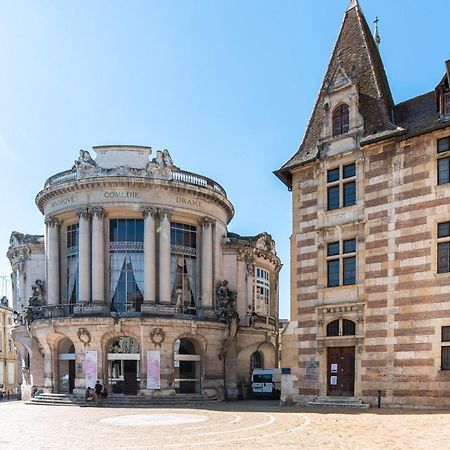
[
  {"left": 27, "top": 393, "right": 218, "bottom": 407},
  {"left": 307, "top": 397, "right": 369, "bottom": 409}
]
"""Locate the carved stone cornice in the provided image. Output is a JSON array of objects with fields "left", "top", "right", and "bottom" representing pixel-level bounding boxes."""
[
  {"left": 75, "top": 208, "right": 91, "bottom": 220},
  {"left": 142, "top": 207, "right": 158, "bottom": 219},
  {"left": 44, "top": 216, "right": 61, "bottom": 227},
  {"left": 159, "top": 208, "right": 172, "bottom": 220},
  {"left": 35, "top": 177, "right": 235, "bottom": 222},
  {"left": 89, "top": 206, "right": 104, "bottom": 218}
]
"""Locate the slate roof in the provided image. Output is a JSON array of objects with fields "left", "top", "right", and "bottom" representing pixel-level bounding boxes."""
[{"left": 275, "top": 0, "right": 395, "bottom": 187}]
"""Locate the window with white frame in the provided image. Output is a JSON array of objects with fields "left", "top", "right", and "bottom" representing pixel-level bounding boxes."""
[
  {"left": 327, "top": 163, "right": 356, "bottom": 211},
  {"left": 254, "top": 267, "right": 270, "bottom": 316},
  {"left": 441, "top": 326, "right": 450, "bottom": 370},
  {"left": 170, "top": 223, "right": 197, "bottom": 312},
  {"left": 66, "top": 224, "right": 79, "bottom": 304},
  {"left": 109, "top": 219, "right": 144, "bottom": 312},
  {"left": 327, "top": 239, "right": 356, "bottom": 287},
  {"left": 437, "top": 137, "right": 450, "bottom": 185}
]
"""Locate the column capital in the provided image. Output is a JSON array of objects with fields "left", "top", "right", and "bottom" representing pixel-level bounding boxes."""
[
  {"left": 44, "top": 216, "right": 61, "bottom": 227},
  {"left": 75, "top": 208, "right": 91, "bottom": 219},
  {"left": 201, "top": 217, "right": 213, "bottom": 229},
  {"left": 89, "top": 206, "right": 105, "bottom": 218},
  {"left": 143, "top": 207, "right": 158, "bottom": 218},
  {"left": 159, "top": 208, "right": 173, "bottom": 220}
]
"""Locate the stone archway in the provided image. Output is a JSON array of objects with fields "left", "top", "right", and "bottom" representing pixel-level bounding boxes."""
[
  {"left": 107, "top": 336, "right": 140, "bottom": 395},
  {"left": 173, "top": 337, "right": 202, "bottom": 394},
  {"left": 57, "top": 337, "right": 76, "bottom": 394}
]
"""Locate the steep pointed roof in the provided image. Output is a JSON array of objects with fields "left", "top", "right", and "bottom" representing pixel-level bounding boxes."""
[{"left": 276, "top": 1, "right": 395, "bottom": 188}]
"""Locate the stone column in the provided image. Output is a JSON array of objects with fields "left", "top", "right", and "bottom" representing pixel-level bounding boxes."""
[
  {"left": 45, "top": 217, "right": 61, "bottom": 306},
  {"left": 143, "top": 208, "right": 157, "bottom": 304},
  {"left": 213, "top": 221, "right": 225, "bottom": 293},
  {"left": 76, "top": 208, "right": 91, "bottom": 304},
  {"left": 201, "top": 217, "right": 213, "bottom": 307},
  {"left": 90, "top": 207, "right": 104, "bottom": 304},
  {"left": 158, "top": 209, "right": 172, "bottom": 304}
]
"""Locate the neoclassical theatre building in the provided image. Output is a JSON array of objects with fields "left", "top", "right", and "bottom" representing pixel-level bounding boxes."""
[
  {"left": 8, "top": 145, "right": 281, "bottom": 400},
  {"left": 277, "top": 0, "right": 450, "bottom": 407}
]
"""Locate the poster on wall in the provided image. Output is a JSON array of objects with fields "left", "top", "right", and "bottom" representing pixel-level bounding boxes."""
[
  {"left": 147, "top": 351, "right": 161, "bottom": 389},
  {"left": 330, "top": 376, "right": 338, "bottom": 385},
  {"left": 85, "top": 351, "right": 98, "bottom": 389},
  {"left": 331, "top": 364, "right": 338, "bottom": 373}
]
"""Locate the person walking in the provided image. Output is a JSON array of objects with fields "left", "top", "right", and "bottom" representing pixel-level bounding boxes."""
[{"left": 94, "top": 380, "right": 103, "bottom": 407}]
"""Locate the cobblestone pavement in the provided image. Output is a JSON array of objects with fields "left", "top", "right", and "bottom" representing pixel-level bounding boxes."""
[{"left": 1, "top": 400, "right": 449, "bottom": 449}]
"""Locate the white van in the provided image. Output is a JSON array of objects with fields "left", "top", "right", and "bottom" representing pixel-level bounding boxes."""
[{"left": 251, "top": 369, "right": 280, "bottom": 398}]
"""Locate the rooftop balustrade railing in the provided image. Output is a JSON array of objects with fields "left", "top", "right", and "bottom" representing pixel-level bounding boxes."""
[{"left": 43, "top": 168, "right": 227, "bottom": 197}]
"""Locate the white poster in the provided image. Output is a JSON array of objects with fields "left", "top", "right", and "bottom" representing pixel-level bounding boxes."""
[
  {"left": 85, "top": 351, "right": 98, "bottom": 389},
  {"left": 331, "top": 364, "right": 338, "bottom": 373},
  {"left": 330, "top": 376, "right": 338, "bottom": 385},
  {"left": 147, "top": 351, "right": 161, "bottom": 389}
]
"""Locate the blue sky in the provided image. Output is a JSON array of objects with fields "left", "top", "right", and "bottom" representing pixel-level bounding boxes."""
[{"left": 0, "top": 0, "right": 448, "bottom": 318}]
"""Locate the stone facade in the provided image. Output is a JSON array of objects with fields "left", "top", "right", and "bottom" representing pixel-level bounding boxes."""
[
  {"left": 276, "top": 1, "right": 450, "bottom": 407},
  {"left": 0, "top": 301, "right": 17, "bottom": 396},
  {"left": 8, "top": 145, "right": 281, "bottom": 400}
]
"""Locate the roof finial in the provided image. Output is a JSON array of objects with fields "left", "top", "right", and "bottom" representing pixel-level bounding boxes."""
[{"left": 374, "top": 16, "right": 381, "bottom": 47}]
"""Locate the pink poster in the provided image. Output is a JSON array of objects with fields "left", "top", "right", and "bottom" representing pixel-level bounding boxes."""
[
  {"left": 147, "top": 351, "right": 160, "bottom": 389},
  {"left": 85, "top": 350, "right": 97, "bottom": 389}
]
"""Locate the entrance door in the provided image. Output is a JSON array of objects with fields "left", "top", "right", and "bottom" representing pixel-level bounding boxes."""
[
  {"left": 327, "top": 347, "right": 355, "bottom": 396},
  {"left": 123, "top": 360, "right": 138, "bottom": 395},
  {"left": 68, "top": 360, "right": 75, "bottom": 393}
]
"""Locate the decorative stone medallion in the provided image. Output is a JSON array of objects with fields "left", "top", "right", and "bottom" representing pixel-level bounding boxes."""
[
  {"left": 77, "top": 327, "right": 91, "bottom": 346},
  {"left": 150, "top": 328, "right": 165, "bottom": 347}
]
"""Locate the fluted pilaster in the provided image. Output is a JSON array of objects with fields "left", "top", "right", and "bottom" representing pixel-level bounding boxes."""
[
  {"left": 76, "top": 208, "right": 91, "bottom": 304},
  {"left": 158, "top": 208, "right": 172, "bottom": 304},
  {"left": 45, "top": 217, "right": 61, "bottom": 306},
  {"left": 201, "top": 217, "right": 213, "bottom": 307},
  {"left": 143, "top": 207, "right": 157, "bottom": 304},
  {"left": 90, "top": 207, "right": 104, "bottom": 304}
]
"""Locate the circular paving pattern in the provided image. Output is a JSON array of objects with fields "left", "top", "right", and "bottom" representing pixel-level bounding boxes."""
[{"left": 100, "top": 413, "right": 209, "bottom": 427}]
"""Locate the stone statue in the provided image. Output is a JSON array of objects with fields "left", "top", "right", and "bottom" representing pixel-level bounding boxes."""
[
  {"left": 216, "top": 280, "right": 239, "bottom": 359},
  {"left": 29, "top": 280, "right": 45, "bottom": 308},
  {"left": 146, "top": 149, "right": 177, "bottom": 179},
  {"left": 21, "top": 367, "right": 31, "bottom": 385},
  {"left": 73, "top": 149, "right": 97, "bottom": 175}
]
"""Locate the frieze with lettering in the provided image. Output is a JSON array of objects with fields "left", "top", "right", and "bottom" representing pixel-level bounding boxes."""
[
  {"left": 325, "top": 305, "right": 356, "bottom": 314},
  {"left": 176, "top": 196, "right": 202, "bottom": 207},
  {"left": 51, "top": 196, "right": 76, "bottom": 208},
  {"left": 104, "top": 191, "right": 138, "bottom": 198}
]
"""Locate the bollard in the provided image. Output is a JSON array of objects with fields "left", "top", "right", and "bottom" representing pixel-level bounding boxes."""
[{"left": 377, "top": 390, "right": 381, "bottom": 408}]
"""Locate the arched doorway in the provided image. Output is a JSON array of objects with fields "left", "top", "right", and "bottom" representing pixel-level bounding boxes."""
[
  {"left": 108, "top": 336, "right": 140, "bottom": 395},
  {"left": 250, "top": 351, "right": 264, "bottom": 372},
  {"left": 173, "top": 338, "right": 201, "bottom": 394},
  {"left": 58, "top": 338, "right": 75, "bottom": 394}
]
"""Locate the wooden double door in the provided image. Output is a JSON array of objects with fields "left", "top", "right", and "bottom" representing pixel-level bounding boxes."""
[{"left": 327, "top": 347, "right": 355, "bottom": 397}]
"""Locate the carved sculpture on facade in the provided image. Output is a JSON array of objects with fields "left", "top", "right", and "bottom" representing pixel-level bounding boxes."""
[
  {"left": 146, "top": 149, "right": 177, "bottom": 179},
  {"left": 216, "top": 280, "right": 239, "bottom": 359},
  {"left": 73, "top": 149, "right": 97, "bottom": 176},
  {"left": 22, "top": 280, "right": 46, "bottom": 327}
]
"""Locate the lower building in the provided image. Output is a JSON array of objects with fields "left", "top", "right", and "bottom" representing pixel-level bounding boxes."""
[
  {"left": 0, "top": 299, "right": 17, "bottom": 396},
  {"left": 8, "top": 145, "right": 281, "bottom": 400}
]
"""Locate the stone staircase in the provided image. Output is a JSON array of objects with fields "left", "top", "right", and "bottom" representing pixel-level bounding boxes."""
[
  {"left": 28, "top": 393, "right": 219, "bottom": 407},
  {"left": 307, "top": 396, "right": 370, "bottom": 409}
]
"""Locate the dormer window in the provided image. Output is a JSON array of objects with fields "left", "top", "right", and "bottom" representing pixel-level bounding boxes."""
[
  {"left": 445, "top": 92, "right": 450, "bottom": 116},
  {"left": 332, "top": 104, "right": 350, "bottom": 136}
]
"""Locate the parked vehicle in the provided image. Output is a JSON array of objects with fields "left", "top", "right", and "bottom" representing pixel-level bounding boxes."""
[{"left": 251, "top": 368, "right": 281, "bottom": 399}]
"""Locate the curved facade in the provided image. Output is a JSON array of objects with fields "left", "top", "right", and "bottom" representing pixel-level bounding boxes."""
[{"left": 8, "top": 145, "right": 281, "bottom": 400}]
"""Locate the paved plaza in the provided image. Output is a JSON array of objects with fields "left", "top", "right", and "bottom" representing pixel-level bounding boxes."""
[{"left": 0, "top": 400, "right": 449, "bottom": 449}]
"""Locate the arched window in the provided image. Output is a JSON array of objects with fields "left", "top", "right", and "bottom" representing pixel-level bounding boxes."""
[
  {"left": 326, "top": 318, "right": 356, "bottom": 337},
  {"left": 327, "top": 320, "right": 340, "bottom": 337},
  {"left": 332, "top": 104, "right": 350, "bottom": 137},
  {"left": 250, "top": 351, "right": 263, "bottom": 371},
  {"left": 342, "top": 319, "right": 356, "bottom": 336}
]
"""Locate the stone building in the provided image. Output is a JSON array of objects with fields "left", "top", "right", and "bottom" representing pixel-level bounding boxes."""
[
  {"left": 0, "top": 298, "right": 17, "bottom": 396},
  {"left": 276, "top": 0, "right": 450, "bottom": 407},
  {"left": 8, "top": 145, "right": 281, "bottom": 400}
]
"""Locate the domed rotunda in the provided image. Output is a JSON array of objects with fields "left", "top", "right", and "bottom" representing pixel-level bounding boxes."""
[{"left": 8, "top": 145, "right": 281, "bottom": 400}]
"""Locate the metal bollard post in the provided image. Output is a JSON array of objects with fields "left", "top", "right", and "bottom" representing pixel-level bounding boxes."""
[{"left": 377, "top": 390, "right": 381, "bottom": 408}]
